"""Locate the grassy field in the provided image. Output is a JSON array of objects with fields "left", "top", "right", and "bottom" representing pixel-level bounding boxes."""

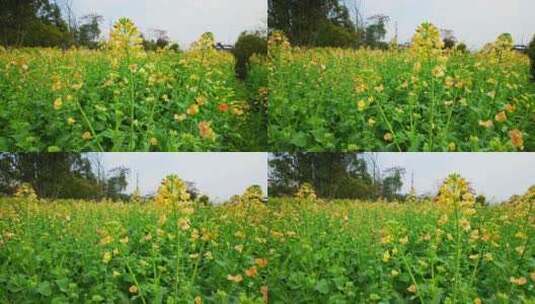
[
  {"left": 0, "top": 20, "right": 267, "bottom": 152},
  {"left": 1, "top": 181, "right": 533, "bottom": 303},
  {"left": 269, "top": 30, "right": 535, "bottom": 152}
]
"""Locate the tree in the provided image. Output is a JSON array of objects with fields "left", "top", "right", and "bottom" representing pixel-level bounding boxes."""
[
  {"left": 186, "top": 181, "right": 200, "bottom": 201},
  {"left": 269, "top": 153, "right": 384, "bottom": 199},
  {"left": 105, "top": 167, "right": 129, "bottom": 200},
  {"left": 364, "top": 15, "right": 390, "bottom": 49},
  {"left": 441, "top": 29, "right": 457, "bottom": 49},
  {"left": 142, "top": 28, "right": 177, "bottom": 51},
  {"left": 197, "top": 195, "right": 210, "bottom": 206},
  {"left": 0, "top": 153, "right": 101, "bottom": 199},
  {"left": 456, "top": 42, "right": 468, "bottom": 53},
  {"left": 0, "top": 153, "right": 132, "bottom": 200},
  {"left": 268, "top": 0, "right": 357, "bottom": 47},
  {"left": 316, "top": 20, "right": 358, "bottom": 47},
  {"left": 77, "top": 13, "right": 103, "bottom": 48},
  {"left": 475, "top": 194, "right": 487, "bottom": 206},
  {"left": 381, "top": 167, "right": 405, "bottom": 201},
  {"left": 0, "top": 0, "right": 71, "bottom": 47}
]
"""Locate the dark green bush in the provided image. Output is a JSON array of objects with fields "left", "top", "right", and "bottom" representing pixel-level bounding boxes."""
[
  {"left": 528, "top": 34, "right": 535, "bottom": 81},
  {"left": 316, "top": 21, "right": 358, "bottom": 48},
  {"left": 232, "top": 31, "right": 267, "bottom": 79},
  {"left": 456, "top": 42, "right": 468, "bottom": 53}
]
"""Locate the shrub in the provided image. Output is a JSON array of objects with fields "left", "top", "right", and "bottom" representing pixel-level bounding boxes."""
[
  {"left": 529, "top": 34, "right": 535, "bottom": 81},
  {"left": 316, "top": 21, "right": 357, "bottom": 48},
  {"left": 232, "top": 31, "right": 267, "bottom": 79},
  {"left": 455, "top": 42, "right": 468, "bottom": 53}
]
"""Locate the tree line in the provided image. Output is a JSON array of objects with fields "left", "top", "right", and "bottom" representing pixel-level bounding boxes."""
[
  {"left": 268, "top": 0, "right": 390, "bottom": 48},
  {"left": 0, "top": 153, "right": 202, "bottom": 201},
  {"left": 268, "top": 0, "right": 535, "bottom": 55},
  {"left": 269, "top": 153, "right": 406, "bottom": 201},
  {"left": 0, "top": 153, "right": 129, "bottom": 200},
  {"left": 0, "top": 0, "right": 180, "bottom": 50}
]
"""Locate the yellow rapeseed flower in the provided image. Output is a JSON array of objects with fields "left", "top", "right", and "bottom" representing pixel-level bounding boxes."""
[
  {"left": 510, "top": 277, "right": 527, "bottom": 286},
  {"left": 129, "top": 285, "right": 139, "bottom": 294},
  {"left": 407, "top": 284, "right": 417, "bottom": 293},
  {"left": 53, "top": 98, "right": 63, "bottom": 110},
  {"left": 245, "top": 266, "right": 258, "bottom": 278},
  {"left": 509, "top": 129, "right": 524, "bottom": 150},
  {"left": 198, "top": 121, "right": 216, "bottom": 141},
  {"left": 495, "top": 111, "right": 507, "bottom": 123},
  {"left": 357, "top": 99, "right": 367, "bottom": 112},
  {"left": 255, "top": 258, "right": 268, "bottom": 268},
  {"left": 478, "top": 120, "right": 494, "bottom": 128},
  {"left": 227, "top": 274, "right": 243, "bottom": 283},
  {"left": 102, "top": 251, "right": 112, "bottom": 264},
  {"left": 187, "top": 104, "right": 199, "bottom": 116},
  {"left": 82, "top": 132, "right": 93, "bottom": 141}
]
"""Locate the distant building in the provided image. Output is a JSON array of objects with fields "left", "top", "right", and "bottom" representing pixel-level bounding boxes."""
[
  {"left": 513, "top": 44, "right": 528, "bottom": 54},
  {"left": 215, "top": 42, "right": 233, "bottom": 52}
]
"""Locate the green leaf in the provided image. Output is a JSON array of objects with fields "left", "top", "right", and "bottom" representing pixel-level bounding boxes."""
[
  {"left": 55, "top": 278, "right": 69, "bottom": 293},
  {"left": 48, "top": 146, "right": 61, "bottom": 152},
  {"left": 37, "top": 281, "right": 52, "bottom": 297},
  {"left": 290, "top": 132, "right": 308, "bottom": 148},
  {"left": 315, "top": 279, "right": 330, "bottom": 295}
]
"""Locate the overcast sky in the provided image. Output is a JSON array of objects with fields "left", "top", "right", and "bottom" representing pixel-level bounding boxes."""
[
  {"left": 94, "top": 153, "right": 267, "bottom": 202},
  {"left": 345, "top": 0, "right": 535, "bottom": 48},
  {"left": 70, "top": 0, "right": 266, "bottom": 48},
  {"left": 374, "top": 153, "right": 535, "bottom": 203}
]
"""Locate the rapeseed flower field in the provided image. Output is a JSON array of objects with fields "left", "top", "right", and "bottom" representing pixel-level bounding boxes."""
[
  {"left": 0, "top": 19, "right": 267, "bottom": 152},
  {"left": 269, "top": 23, "right": 535, "bottom": 152}
]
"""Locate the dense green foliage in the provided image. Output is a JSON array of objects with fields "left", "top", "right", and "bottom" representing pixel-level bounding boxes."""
[
  {"left": 268, "top": 0, "right": 390, "bottom": 48},
  {"left": 0, "top": 46, "right": 266, "bottom": 151},
  {"left": 0, "top": 0, "right": 71, "bottom": 47},
  {"left": 0, "top": 195, "right": 272, "bottom": 303},
  {"left": 262, "top": 198, "right": 534, "bottom": 303},
  {"left": 2, "top": 195, "right": 532, "bottom": 303},
  {"left": 268, "top": 0, "right": 356, "bottom": 47},
  {"left": 269, "top": 153, "right": 404, "bottom": 200}
]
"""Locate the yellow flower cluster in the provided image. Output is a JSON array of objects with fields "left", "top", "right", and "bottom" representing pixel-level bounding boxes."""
[
  {"left": 154, "top": 175, "right": 191, "bottom": 207},
  {"left": 241, "top": 185, "right": 264, "bottom": 204},
  {"left": 268, "top": 31, "right": 291, "bottom": 51},
  {"left": 14, "top": 183, "right": 38, "bottom": 202},
  {"left": 108, "top": 18, "right": 145, "bottom": 60},
  {"left": 190, "top": 32, "right": 216, "bottom": 52},
  {"left": 411, "top": 22, "right": 444, "bottom": 56},
  {"left": 435, "top": 174, "right": 477, "bottom": 218},
  {"left": 295, "top": 183, "right": 317, "bottom": 200}
]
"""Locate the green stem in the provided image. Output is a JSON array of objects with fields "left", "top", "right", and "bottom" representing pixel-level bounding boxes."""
[
  {"left": 128, "top": 64, "right": 136, "bottom": 151},
  {"left": 428, "top": 78, "right": 436, "bottom": 151},
  {"left": 76, "top": 100, "right": 104, "bottom": 151},
  {"left": 453, "top": 202, "right": 462, "bottom": 303},
  {"left": 126, "top": 260, "right": 148, "bottom": 304},
  {"left": 398, "top": 244, "right": 426, "bottom": 304},
  {"left": 376, "top": 97, "right": 402, "bottom": 152}
]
